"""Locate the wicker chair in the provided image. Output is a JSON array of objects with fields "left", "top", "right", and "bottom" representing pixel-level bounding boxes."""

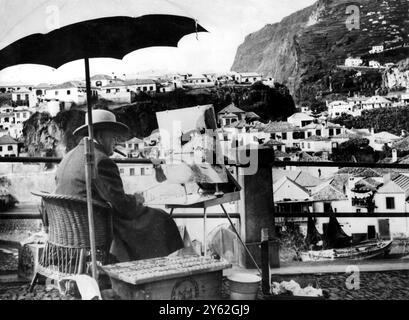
[{"left": 29, "top": 191, "right": 113, "bottom": 292}]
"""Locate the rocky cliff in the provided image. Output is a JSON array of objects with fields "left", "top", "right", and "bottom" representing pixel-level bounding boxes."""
[
  {"left": 232, "top": 0, "right": 409, "bottom": 102},
  {"left": 384, "top": 58, "right": 409, "bottom": 89}
]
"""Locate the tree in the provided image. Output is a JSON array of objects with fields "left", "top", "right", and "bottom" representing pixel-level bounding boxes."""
[{"left": 331, "top": 138, "right": 377, "bottom": 162}]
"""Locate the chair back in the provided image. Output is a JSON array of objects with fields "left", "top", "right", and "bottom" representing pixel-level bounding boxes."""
[{"left": 32, "top": 192, "right": 112, "bottom": 248}]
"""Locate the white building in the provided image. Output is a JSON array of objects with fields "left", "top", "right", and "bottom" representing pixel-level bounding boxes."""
[
  {"left": 327, "top": 100, "right": 354, "bottom": 118},
  {"left": 345, "top": 57, "right": 363, "bottom": 67},
  {"left": 368, "top": 131, "right": 401, "bottom": 151},
  {"left": 234, "top": 72, "right": 262, "bottom": 84},
  {"left": 362, "top": 95, "right": 392, "bottom": 110},
  {"left": 183, "top": 75, "right": 215, "bottom": 88},
  {"left": 123, "top": 137, "right": 145, "bottom": 158},
  {"left": 44, "top": 81, "right": 99, "bottom": 105},
  {"left": 369, "top": 45, "right": 384, "bottom": 54},
  {"left": 125, "top": 79, "right": 157, "bottom": 94},
  {"left": 13, "top": 106, "right": 31, "bottom": 124},
  {"left": 287, "top": 113, "right": 315, "bottom": 127},
  {"left": 11, "top": 87, "right": 37, "bottom": 108},
  {"left": 369, "top": 60, "right": 381, "bottom": 68},
  {"left": 99, "top": 80, "right": 132, "bottom": 104},
  {"left": 91, "top": 74, "right": 114, "bottom": 88},
  {"left": 0, "top": 135, "right": 19, "bottom": 157},
  {"left": 300, "top": 136, "right": 333, "bottom": 153},
  {"left": 262, "top": 77, "right": 275, "bottom": 87}
]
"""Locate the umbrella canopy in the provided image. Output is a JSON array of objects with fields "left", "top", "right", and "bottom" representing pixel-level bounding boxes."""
[
  {"left": 0, "top": 0, "right": 203, "bottom": 50},
  {"left": 0, "top": 15, "right": 207, "bottom": 70},
  {"left": 0, "top": 2, "right": 207, "bottom": 281}
]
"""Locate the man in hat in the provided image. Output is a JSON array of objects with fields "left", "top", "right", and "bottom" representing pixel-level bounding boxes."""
[{"left": 55, "top": 109, "right": 184, "bottom": 262}]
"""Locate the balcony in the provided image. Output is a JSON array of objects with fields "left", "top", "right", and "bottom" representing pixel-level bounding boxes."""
[{"left": 351, "top": 196, "right": 376, "bottom": 210}]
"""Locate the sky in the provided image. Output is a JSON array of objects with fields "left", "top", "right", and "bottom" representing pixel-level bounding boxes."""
[{"left": 0, "top": 0, "right": 316, "bottom": 85}]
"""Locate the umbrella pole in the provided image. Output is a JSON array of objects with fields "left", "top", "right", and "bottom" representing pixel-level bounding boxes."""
[{"left": 84, "top": 56, "right": 98, "bottom": 280}]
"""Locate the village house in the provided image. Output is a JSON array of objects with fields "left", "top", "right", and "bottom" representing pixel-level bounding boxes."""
[
  {"left": 273, "top": 175, "right": 313, "bottom": 216},
  {"left": 11, "top": 87, "right": 37, "bottom": 108},
  {"left": 344, "top": 57, "right": 363, "bottom": 67},
  {"left": 368, "top": 131, "right": 401, "bottom": 151},
  {"left": 300, "top": 135, "right": 333, "bottom": 153},
  {"left": 33, "top": 83, "right": 52, "bottom": 103},
  {"left": 264, "top": 121, "right": 306, "bottom": 149},
  {"left": 123, "top": 137, "right": 145, "bottom": 158},
  {"left": 217, "top": 104, "right": 246, "bottom": 126},
  {"left": 287, "top": 112, "right": 314, "bottom": 127},
  {"left": 44, "top": 81, "right": 99, "bottom": 105},
  {"left": 369, "top": 60, "right": 382, "bottom": 68},
  {"left": 0, "top": 135, "right": 19, "bottom": 157},
  {"left": 13, "top": 106, "right": 31, "bottom": 124},
  {"left": 0, "top": 108, "right": 14, "bottom": 130},
  {"left": 262, "top": 77, "right": 275, "bottom": 87},
  {"left": 182, "top": 74, "right": 215, "bottom": 88},
  {"left": 234, "top": 72, "right": 262, "bottom": 84},
  {"left": 99, "top": 80, "right": 133, "bottom": 104},
  {"left": 369, "top": 45, "right": 384, "bottom": 54},
  {"left": 90, "top": 74, "right": 114, "bottom": 87},
  {"left": 327, "top": 100, "right": 356, "bottom": 118},
  {"left": 125, "top": 79, "right": 157, "bottom": 94},
  {"left": 362, "top": 95, "right": 392, "bottom": 110},
  {"left": 373, "top": 174, "right": 409, "bottom": 238}
]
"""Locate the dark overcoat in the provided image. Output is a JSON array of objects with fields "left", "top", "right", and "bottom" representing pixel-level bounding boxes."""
[{"left": 55, "top": 139, "right": 184, "bottom": 262}]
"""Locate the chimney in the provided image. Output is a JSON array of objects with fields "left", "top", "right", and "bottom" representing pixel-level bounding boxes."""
[
  {"left": 370, "top": 127, "right": 375, "bottom": 135},
  {"left": 383, "top": 173, "right": 391, "bottom": 184},
  {"left": 392, "top": 149, "right": 398, "bottom": 163}
]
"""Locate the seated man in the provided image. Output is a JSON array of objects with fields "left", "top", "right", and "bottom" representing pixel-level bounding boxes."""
[{"left": 55, "top": 109, "right": 184, "bottom": 262}]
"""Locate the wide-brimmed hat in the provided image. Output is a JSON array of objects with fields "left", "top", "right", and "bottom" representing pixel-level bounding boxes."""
[{"left": 73, "top": 109, "right": 129, "bottom": 137}]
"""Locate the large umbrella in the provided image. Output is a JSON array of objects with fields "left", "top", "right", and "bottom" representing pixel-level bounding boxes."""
[{"left": 0, "top": 2, "right": 207, "bottom": 279}]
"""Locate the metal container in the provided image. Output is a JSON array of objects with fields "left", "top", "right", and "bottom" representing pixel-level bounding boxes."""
[{"left": 227, "top": 273, "right": 261, "bottom": 300}]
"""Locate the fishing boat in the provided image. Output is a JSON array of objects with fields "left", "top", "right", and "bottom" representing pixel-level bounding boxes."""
[{"left": 300, "top": 216, "right": 393, "bottom": 262}]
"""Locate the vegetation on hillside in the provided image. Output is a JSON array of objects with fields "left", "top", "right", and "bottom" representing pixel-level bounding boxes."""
[
  {"left": 22, "top": 82, "right": 296, "bottom": 154},
  {"left": 332, "top": 107, "right": 409, "bottom": 136}
]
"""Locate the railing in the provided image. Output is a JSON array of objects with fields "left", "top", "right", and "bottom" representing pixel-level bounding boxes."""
[
  {"left": 0, "top": 156, "right": 240, "bottom": 220},
  {"left": 2, "top": 156, "right": 409, "bottom": 219}
]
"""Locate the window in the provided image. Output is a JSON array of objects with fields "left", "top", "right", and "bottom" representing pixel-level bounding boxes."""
[
  {"left": 119, "top": 169, "right": 124, "bottom": 174},
  {"left": 141, "top": 168, "right": 145, "bottom": 176},
  {"left": 16, "top": 94, "right": 21, "bottom": 100},
  {"left": 55, "top": 91, "right": 58, "bottom": 95},
  {"left": 149, "top": 86, "right": 154, "bottom": 91},
  {"left": 23, "top": 113, "right": 27, "bottom": 118},
  {"left": 282, "top": 132, "right": 287, "bottom": 140},
  {"left": 106, "top": 89, "right": 111, "bottom": 93},
  {"left": 143, "top": 87, "right": 147, "bottom": 92},
  {"left": 308, "top": 132, "right": 312, "bottom": 137},
  {"left": 386, "top": 197, "right": 395, "bottom": 209},
  {"left": 270, "top": 133, "right": 276, "bottom": 139},
  {"left": 130, "top": 168, "right": 135, "bottom": 176},
  {"left": 329, "top": 129, "right": 334, "bottom": 136},
  {"left": 7, "top": 146, "right": 12, "bottom": 151},
  {"left": 67, "top": 90, "right": 71, "bottom": 95},
  {"left": 301, "top": 142, "right": 304, "bottom": 148},
  {"left": 16, "top": 113, "right": 20, "bottom": 118},
  {"left": 307, "top": 143, "right": 311, "bottom": 149},
  {"left": 0, "top": 146, "right": 2, "bottom": 152},
  {"left": 356, "top": 209, "right": 361, "bottom": 213},
  {"left": 336, "top": 129, "right": 341, "bottom": 135},
  {"left": 316, "top": 130, "right": 321, "bottom": 136},
  {"left": 116, "top": 89, "right": 120, "bottom": 93},
  {"left": 25, "top": 94, "right": 29, "bottom": 101}
]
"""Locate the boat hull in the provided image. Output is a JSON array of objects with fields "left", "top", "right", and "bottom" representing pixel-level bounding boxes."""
[{"left": 300, "top": 240, "right": 393, "bottom": 262}]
